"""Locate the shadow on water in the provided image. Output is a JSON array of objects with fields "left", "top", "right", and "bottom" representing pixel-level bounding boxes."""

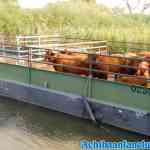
[{"left": 0, "top": 96, "right": 148, "bottom": 150}]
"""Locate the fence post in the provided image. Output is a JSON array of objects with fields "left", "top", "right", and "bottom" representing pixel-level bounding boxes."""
[
  {"left": 88, "top": 53, "right": 95, "bottom": 98},
  {"left": 16, "top": 35, "right": 21, "bottom": 65},
  {"left": 38, "top": 36, "right": 41, "bottom": 47},
  {"left": 28, "top": 47, "right": 32, "bottom": 84},
  {"left": 38, "top": 36, "right": 41, "bottom": 58},
  {"left": 2, "top": 37, "right": 5, "bottom": 56}
]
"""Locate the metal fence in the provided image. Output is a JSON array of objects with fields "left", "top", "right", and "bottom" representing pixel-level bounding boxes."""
[{"left": 0, "top": 35, "right": 150, "bottom": 87}]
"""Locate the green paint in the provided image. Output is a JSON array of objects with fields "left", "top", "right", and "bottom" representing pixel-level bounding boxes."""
[
  {"left": 0, "top": 63, "right": 29, "bottom": 83},
  {"left": 0, "top": 62, "right": 150, "bottom": 112}
]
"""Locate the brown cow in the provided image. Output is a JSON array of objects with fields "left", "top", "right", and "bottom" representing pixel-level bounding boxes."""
[
  {"left": 122, "top": 57, "right": 140, "bottom": 75},
  {"left": 94, "top": 52, "right": 140, "bottom": 79},
  {"left": 94, "top": 55, "right": 126, "bottom": 79},
  {"left": 116, "top": 76, "right": 147, "bottom": 86},
  {"left": 137, "top": 51, "right": 150, "bottom": 58},
  {"left": 94, "top": 52, "right": 150, "bottom": 86},
  {"left": 117, "top": 61, "right": 150, "bottom": 87},
  {"left": 44, "top": 50, "right": 90, "bottom": 76},
  {"left": 123, "top": 52, "right": 150, "bottom": 77},
  {"left": 44, "top": 50, "right": 150, "bottom": 87},
  {"left": 137, "top": 61, "right": 150, "bottom": 79},
  {"left": 115, "top": 52, "right": 150, "bottom": 87}
]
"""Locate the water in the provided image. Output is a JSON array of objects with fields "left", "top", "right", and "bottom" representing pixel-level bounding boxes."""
[{"left": 0, "top": 97, "right": 146, "bottom": 150}]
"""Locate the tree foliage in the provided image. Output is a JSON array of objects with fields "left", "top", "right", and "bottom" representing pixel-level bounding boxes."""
[{"left": 0, "top": 0, "right": 149, "bottom": 43}]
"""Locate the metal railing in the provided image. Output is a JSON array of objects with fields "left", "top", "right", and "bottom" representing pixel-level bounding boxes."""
[
  {"left": 0, "top": 37, "right": 149, "bottom": 87},
  {"left": 0, "top": 46, "right": 148, "bottom": 77}
]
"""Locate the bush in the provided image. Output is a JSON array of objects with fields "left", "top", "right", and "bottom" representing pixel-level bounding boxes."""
[{"left": 1, "top": 0, "right": 150, "bottom": 43}]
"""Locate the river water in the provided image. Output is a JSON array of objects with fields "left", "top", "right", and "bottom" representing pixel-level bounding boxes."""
[{"left": 0, "top": 97, "right": 145, "bottom": 150}]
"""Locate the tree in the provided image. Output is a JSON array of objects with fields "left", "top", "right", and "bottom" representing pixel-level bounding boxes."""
[
  {"left": 0, "top": 0, "right": 18, "bottom": 7},
  {"left": 123, "top": 0, "right": 150, "bottom": 13}
]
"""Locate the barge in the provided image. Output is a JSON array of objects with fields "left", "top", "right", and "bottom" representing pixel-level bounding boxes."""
[{"left": 0, "top": 35, "right": 149, "bottom": 136}]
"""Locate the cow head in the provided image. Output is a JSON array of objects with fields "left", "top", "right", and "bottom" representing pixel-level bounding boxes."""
[
  {"left": 44, "top": 49, "right": 58, "bottom": 62},
  {"left": 137, "top": 61, "right": 150, "bottom": 78}
]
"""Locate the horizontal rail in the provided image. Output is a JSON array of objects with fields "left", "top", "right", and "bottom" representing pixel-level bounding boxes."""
[
  {"left": 109, "top": 46, "right": 150, "bottom": 51},
  {"left": 30, "top": 59, "right": 150, "bottom": 81},
  {"left": 108, "top": 40, "right": 150, "bottom": 46},
  {"left": 50, "top": 41, "right": 107, "bottom": 46},
  {"left": 0, "top": 53, "right": 150, "bottom": 84},
  {"left": 0, "top": 45, "right": 150, "bottom": 63},
  {"left": 16, "top": 35, "right": 64, "bottom": 39},
  {"left": 41, "top": 55, "right": 146, "bottom": 71}
]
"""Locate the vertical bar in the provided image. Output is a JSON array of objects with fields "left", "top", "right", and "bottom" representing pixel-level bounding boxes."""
[
  {"left": 38, "top": 36, "right": 41, "bottom": 47},
  {"left": 105, "top": 41, "right": 109, "bottom": 56},
  {"left": 88, "top": 53, "right": 95, "bottom": 98},
  {"left": 2, "top": 37, "right": 5, "bottom": 56},
  {"left": 28, "top": 47, "right": 32, "bottom": 84},
  {"left": 89, "top": 53, "right": 93, "bottom": 78},
  {"left": 16, "top": 35, "right": 21, "bottom": 65},
  {"left": 38, "top": 36, "right": 41, "bottom": 60}
]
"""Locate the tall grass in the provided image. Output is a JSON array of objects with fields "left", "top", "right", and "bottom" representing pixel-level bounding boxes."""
[{"left": 1, "top": 0, "right": 150, "bottom": 43}]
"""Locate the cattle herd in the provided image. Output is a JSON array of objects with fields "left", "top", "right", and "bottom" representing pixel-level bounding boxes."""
[{"left": 44, "top": 49, "right": 150, "bottom": 88}]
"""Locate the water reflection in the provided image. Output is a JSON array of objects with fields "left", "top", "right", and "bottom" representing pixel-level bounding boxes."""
[{"left": 0, "top": 97, "right": 145, "bottom": 150}]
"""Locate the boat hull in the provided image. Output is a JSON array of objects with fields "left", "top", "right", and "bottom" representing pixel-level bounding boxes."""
[{"left": 0, "top": 79, "right": 149, "bottom": 136}]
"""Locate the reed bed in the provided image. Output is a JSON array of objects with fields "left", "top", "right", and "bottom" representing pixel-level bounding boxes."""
[{"left": 0, "top": 1, "right": 150, "bottom": 43}]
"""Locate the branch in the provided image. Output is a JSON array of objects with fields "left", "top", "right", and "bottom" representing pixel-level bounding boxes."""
[
  {"left": 142, "top": 2, "right": 150, "bottom": 12},
  {"left": 123, "top": 0, "right": 133, "bottom": 14}
]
